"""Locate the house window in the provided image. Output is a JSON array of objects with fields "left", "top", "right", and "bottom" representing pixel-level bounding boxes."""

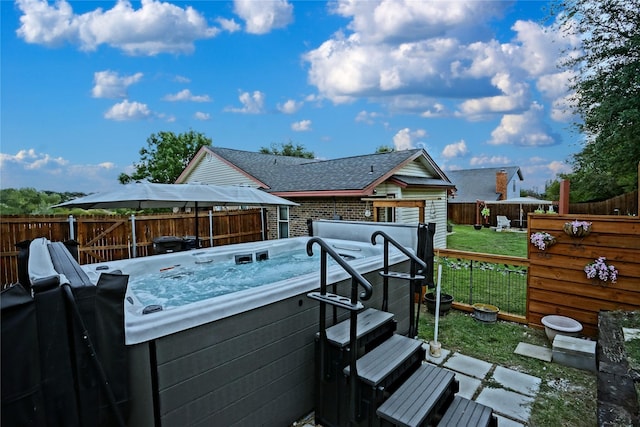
[
  {"left": 513, "top": 180, "right": 516, "bottom": 194},
  {"left": 385, "top": 207, "right": 395, "bottom": 222},
  {"left": 278, "top": 206, "right": 289, "bottom": 238}
]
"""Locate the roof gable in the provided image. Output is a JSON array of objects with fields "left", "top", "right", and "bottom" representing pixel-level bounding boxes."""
[
  {"left": 179, "top": 147, "right": 453, "bottom": 196},
  {"left": 447, "top": 166, "right": 523, "bottom": 202}
]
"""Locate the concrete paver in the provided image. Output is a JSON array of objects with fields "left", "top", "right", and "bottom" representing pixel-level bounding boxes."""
[
  {"left": 514, "top": 341, "right": 552, "bottom": 362},
  {"left": 492, "top": 365, "right": 541, "bottom": 397},
  {"left": 495, "top": 414, "right": 526, "bottom": 427},
  {"left": 443, "top": 352, "right": 493, "bottom": 379},
  {"left": 448, "top": 371, "right": 482, "bottom": 400},
  {"left": 476, "top": 387, "right": 535, "bottom": 422}
]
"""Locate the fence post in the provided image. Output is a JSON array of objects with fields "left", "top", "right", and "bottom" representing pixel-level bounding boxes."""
[
  {"left": 130, "top": 214, "right": 137, "bottom": 258},
  {"left": 68, "top": 215, "right": 75, "bottom": 240},
  {"left": 209, "top": 210, "right": 214, "bottom": 247}
]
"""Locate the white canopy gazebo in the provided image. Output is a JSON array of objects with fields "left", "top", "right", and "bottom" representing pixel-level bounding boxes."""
[{"left": 482, "top": 196, "right": 554, "bottom": 228}]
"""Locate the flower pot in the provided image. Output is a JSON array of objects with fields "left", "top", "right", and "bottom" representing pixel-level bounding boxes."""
[
  {"left": 473, "top": 224, "right": 482, "bottom": 230},
  {"left": 483, "top": 223, "right": 490, "bottom": 228},
  {"left": 472, "top": 303, "right": 499, "bottom": 323},
  {"left": 563, "top": 222, "right": 591, "bottom": 238},
  {"left": 424, "top": 292, "right": 453, "bottom": 315}
]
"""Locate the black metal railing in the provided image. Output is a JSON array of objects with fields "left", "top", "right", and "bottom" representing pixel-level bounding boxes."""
[
  {"left": 306, "top": 236, "right": 374, "bottom": 424},
  {"left": 371, "top": 229, "right": 429, "bottom": 338}
]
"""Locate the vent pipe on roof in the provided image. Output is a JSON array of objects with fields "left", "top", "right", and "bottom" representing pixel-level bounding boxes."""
[{"left": 369, "top": 165, "right": 374, "bottom": 174}]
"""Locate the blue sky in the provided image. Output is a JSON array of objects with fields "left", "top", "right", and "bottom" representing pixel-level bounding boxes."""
[{"left": 1, "top": 0, "right": 582, "bottom": 194}]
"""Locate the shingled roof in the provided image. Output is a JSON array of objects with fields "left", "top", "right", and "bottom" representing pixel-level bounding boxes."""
[
  {"left": 446, "top": 166, "right": 523, "bottom": 203},
  {"left": 187, "top": 147, "right": 452, "bottom": 195}
]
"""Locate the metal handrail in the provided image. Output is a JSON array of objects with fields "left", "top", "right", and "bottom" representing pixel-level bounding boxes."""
[
  {"left": 306, "top": 237, "right": 373, "bottom": 302},
  {"left": 371, "top": 230, "right": 428, "bottom": 338},
  {"left": 306, "top": 236, "right": 374, "bottom": 423}
]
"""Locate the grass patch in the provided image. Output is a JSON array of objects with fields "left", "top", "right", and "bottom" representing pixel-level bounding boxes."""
[
  {"left": 418, "top": 310, "right": 597, "bottom": 426},
  {"left": 448, "top": 224, "right": 528, "bottom": 257}
]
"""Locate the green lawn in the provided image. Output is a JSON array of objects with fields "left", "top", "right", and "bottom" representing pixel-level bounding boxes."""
[
  {"left": 416, "top": 223, "right": 598, "bottom": 426},
  {"left": 447, "top": 224, "right": 528, "bottom": 257}
]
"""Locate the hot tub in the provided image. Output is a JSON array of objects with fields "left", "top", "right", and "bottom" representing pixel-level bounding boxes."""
[{"left": 81, "top": 233, "right": 414, "bottom": 426}]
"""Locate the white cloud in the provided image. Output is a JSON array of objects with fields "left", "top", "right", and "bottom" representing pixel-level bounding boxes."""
[
  {"left": 92, "top": 70, "right": 143, "bottom": 99},
  {"left": 163, "top": 89, "right": 211, "bottom": 102},
  {"left": 331, "top": 0, "right": 506, "bottom": 44},
  {"left": 488, "top": 102, "right": 558, "bottom": 147},
  {"left": 536, "top": 70, "right": 577, "bottom": 122},
  {"left": 291, "top": 120, "right": 312, "bottom": 131},
  {"left": 217, "top": 17, "right": 241, "bottom": 33},
  {"left": 355, "top": 110, "right": 382, "bottom": 124},
  {"left": 420, "top": 102, "right": 446, "bottom": 118},
  {"left": 104, "top": 100, "right": 152, "bottom": 121},
  {"left": 278, "top": 99, "right": 302, "bottom": 114},
  {"left": 0, "top": 148, "right": 67, "bottom": 170},
  {"left": 303, "top": 0, "right": 580, "bottom": 138},
  {"left": 457, "top": 73, "right": 529, "bottom": 117},
  {"left": 224, "top": 90, "right": 265, "bottom": 114},
  {"left": 392, "top": 128, "right": 427, "bottom": 151},
  {"left": 194, "top": 112, "right": 210, "bottom": 121},
  {"left": 233, "top": 0, "right": 293, "bottom": 34},
  {"left": 16, "top": 0, "right": 218, "bottom": 55},
  {"left": 442, "top": 140, "right": 468, "bottom": 159},
  {"left": 469, "top": 155, "right": 510, "bottom": 166},
  {"left": 0, "top": 148, "right": 124, "bottom": 192}
]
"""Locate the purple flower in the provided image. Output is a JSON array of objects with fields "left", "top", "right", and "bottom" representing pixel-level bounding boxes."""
[
  {"left": 530, "top": 232, "right": 555, "bottom": 250},
  {"left": 571, "top": 220, "right": 592, "bottom": 233},
  {"left": 584, "top": 257, "right": 618, "bottom": 283}
]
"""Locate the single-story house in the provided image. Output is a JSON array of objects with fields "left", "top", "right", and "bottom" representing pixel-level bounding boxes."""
[
  {"left": 446, "top": 166, "right": 523, "bottom": 203},
  {"left": 176, "top": 147, "right": 455, "bottom": 248}
]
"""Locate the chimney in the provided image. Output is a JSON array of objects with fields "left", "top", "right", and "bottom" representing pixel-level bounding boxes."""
[{"left": 496, "top": 169, "right": 508, "bottom": 200}]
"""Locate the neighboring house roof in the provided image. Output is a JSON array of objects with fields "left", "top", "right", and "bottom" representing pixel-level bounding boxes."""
[
  {"left": 446, "top": 166, "right": 523, "bottom": 203},
  {"left": 178, "top": 146, "right": 453, "bottom": 197}
]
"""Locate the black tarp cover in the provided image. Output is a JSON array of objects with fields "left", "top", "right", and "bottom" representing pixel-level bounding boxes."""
[{"left": 1, "top": 239, "right": 129, "bottom": 426}]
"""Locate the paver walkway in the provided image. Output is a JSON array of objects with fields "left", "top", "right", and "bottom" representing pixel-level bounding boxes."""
[{"left": 426, "top": 347, "right": 541, "bottom": 426}]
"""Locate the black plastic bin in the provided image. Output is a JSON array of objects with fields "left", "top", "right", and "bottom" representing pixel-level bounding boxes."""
[
  {"left": 182, "top": 236, "right": 199, "bottom": 250},
  {"left": 153, "top": 236, "right": 184, "bottom": 254}
]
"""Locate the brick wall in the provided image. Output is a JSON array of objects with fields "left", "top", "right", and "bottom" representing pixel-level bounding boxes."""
[
  {"left": 495, "top": 170, "right": 508, "bottom": 200},
  {"left": 265, "top": 197, "right": 375, "bottom": 239}
]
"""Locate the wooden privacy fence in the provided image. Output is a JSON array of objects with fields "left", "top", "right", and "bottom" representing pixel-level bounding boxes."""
[
  {"left": 527, "top": 214, "right": 640, "bottom": 337},
  {"left": 1, "top": 209, "right": 264, "bottom": 287},
  {"left": 448, "top": 190, "right": 638, "bottom": 225}
]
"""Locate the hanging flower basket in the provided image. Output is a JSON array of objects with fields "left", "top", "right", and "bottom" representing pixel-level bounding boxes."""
[
  {"left": 530, "top": 232, "right": 556, "bottom": 251},
  {"left": 563, "top": 220, "right": 592, "bottom": 238},
  {"left": 584, "top": 257, "right": 618, "bottom": 284}
]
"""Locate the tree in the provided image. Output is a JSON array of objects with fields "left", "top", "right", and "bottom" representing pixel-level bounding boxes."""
[
  {"left": 553, "top": 0, "right": 640, "bottom": 201},
  {"left": 375, "top": 145, "right": 395, "bottom": 153},
  {"left": 259, "top": 141, "right": 314, "bottom": 158},
  {"left": 118, "top": 130, "right": 212, "bottom": 184},
  {"left": 0, "top": 188, "right": 64, "bottom": 215}
]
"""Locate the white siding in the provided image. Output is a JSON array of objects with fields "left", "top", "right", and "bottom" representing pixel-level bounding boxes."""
[
  {"left": 397, "top": 160, "right": 436, "bottom": 178},
  {"left": 508, "top": 176, "right": 521, "bottom": 199},
  {"left": 183, "top": 155, "right": 258, "bottom": 187},
  {"left": 395, "top": 188, "right": 448, "bottom": 249}
]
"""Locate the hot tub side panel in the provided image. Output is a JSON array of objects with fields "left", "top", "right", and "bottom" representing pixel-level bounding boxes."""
[{"left": 128, "top": 260, "right": 411, "bottom": 427}]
